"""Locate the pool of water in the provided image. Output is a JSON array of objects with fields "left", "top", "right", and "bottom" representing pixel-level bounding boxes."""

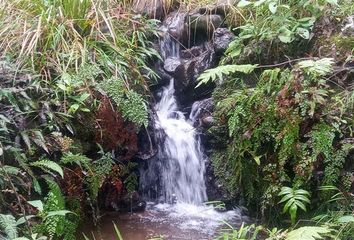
[{"left": 82, "top": 203, "right": 249, "bottom": 240}]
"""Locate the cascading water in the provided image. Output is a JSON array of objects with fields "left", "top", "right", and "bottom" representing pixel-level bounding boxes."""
[
  {"left": 130, "top": 11, "right": 246, "bottom": 239},
  {"left": 140, "top": 12, "right": 208, "bottom": 204},
  {"left": 87, "top": 10, "right": 246, "bottom": 240},
  {"left": 154, "top": 79, "right": 207, "bottom": 204}
]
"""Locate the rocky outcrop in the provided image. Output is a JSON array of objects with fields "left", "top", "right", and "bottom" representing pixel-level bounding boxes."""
[
  {"left": 190, "top": 98, "right": 214, "bottom": 128},
  {"left": 138, "top": 5, "right": 238, "bottom": 205},
  {"left": 132, "top": 0, "right": 173, "bottom": 20},
  {"left": 189, "top": 14, "right": 223, "bottom": 34},
  {"left": 213, "top": 28, "right": 236, "bottom": 54}
]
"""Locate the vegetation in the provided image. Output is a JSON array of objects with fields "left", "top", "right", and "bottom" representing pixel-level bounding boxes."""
[
  {"left": 0, "top": 0, "right": 353, "bottom": 239},
  {"left": 204, "top": 0, "right": 354, "bottom": 239},
  {"left": 0, "top": 0, "right": 158, "bottom": 239}
]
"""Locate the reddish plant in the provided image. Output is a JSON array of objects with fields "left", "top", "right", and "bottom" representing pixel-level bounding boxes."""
[
  {"left": 60, "top": 167, "right": 85, "bottom": 201},
  {"left": 95, "top": 97, "right": 138, "bottom": 161}
]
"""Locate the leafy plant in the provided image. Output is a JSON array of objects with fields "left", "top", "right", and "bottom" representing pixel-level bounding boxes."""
[
  {"left": 216, "top": 222, "right": 262, "bottom": 240},
  {"left": 197, "top": 64, "right": 258, "bottom": 87},
  {"left": 29, "top": 181, "right": 77, "bottom": 240},
  {"left": 284, "top": 226, "right": 332, "bottom": 240},
  {"left": 0, "top": 214, "right": 20, "bottom": 239},
  {"left": 99, "top": 77, "right": 148, "bottom": 128},
  {"left": 278, "top": 187, "right": 310, "bottom": 225},
  {"left": 30, "top": 160, "right": 64, "bottom": 178}
]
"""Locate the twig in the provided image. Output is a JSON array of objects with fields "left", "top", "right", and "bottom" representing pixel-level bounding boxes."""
[{"left": 256, "top": 57, "right": 314, "bottom": 69}]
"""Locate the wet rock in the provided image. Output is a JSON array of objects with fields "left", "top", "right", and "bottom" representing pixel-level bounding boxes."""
[
  {"left": 119, "top": 192, "right": 147, "bottom": 213},
  {"left": 181, "top": 45, "right": 206, "bottom": 59},
  {"left": 162, "top": 12, "right": 188, "bottom": 41},
  {"left": 163, "top": 57, "right": 183, "bottom": 73},
  {"left": 189, "top": 14, "right": 223, "bottom": 34},
  {"left": 202, "top": 116, "right": 214, "bottom": 126},
  {"left": 342, "top": 15, "right": 354, "bottom": 37},
  {"left": 205, "top": 157, "right": 236, "bottom": 205},
  {"left": 137, "top": 111, "right": 158, "bottom": 160},
  {"left": 213, "top": 28, "right": 235, "bottom": 54},
  {"left": 177, "top": 43, "right": 216, "bottom": 91},
  {"left": 190, "top": 98, "right": 214, "bottom": 128},
  {"left": 132, "top": 0, "right": 172, "bottom": 20}
]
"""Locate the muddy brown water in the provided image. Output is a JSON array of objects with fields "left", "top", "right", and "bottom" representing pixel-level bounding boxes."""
[{"left": 81, "top": 203, "right": 248, "bottom": 240}]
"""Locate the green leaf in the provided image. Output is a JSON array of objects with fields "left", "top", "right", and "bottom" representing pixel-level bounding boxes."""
[
  {"left": 298, "top": 58, "right": 334, "bottom": 76},
  {"left": 278, "top": 28, "right": 294, "bottom": 43},
  {"left": 68, "top": 104, "right": 80, "bottom": 114},
  {"left": 294, "top": 195, "right": 310, "bottom": 203},
  {"left": 45, "top": 210, "right": 73, "bottom": 219},
  {"left": 0, "top": 214, "right": 18, "bottom": 239},
  {"left": 279, "top": 194, "right": 293, "bottom": 203},
  {"left": 28, "top": 200, "right": 44, "bottom": 212},
  {"left": 30, "top": 160, "right": 64, "bottom": 178},
  {"left": 254, "top": 0, "right": 267, "bottom": 6},
  {"left": 20, "top": 131, "right": 31, "bottom": 150},
  {"left": 279, "top": 187, "right": 293, "bottom": 195},
  {"left": 237, "top": 0, "right": 252, "bottom": 7},
  {"left": 253, "top": 155, "right": 261, "bottom": 165},
  {"left": 113, "top": 222, "right": 123, "bottom": 240},
  {"left": 283, "top": 198, "right": 295, "bottom": 213},
  {"left": 325, "top": 0, "right": 338, "bottom": 6},
  {"left": 289, "top": 204, "right": 297, "bottom": 225},
  {"left": 297, "top": 27, "right": 310, "bottom": 39},
  {"left": 197, "top": 64, "right": 258, "bottom": 87},
  {"left": 294, "top": 189, "right": 310, "bottom": 196},
  {"left": 338, "top": 215, "right": 354, "bottom": 223},
  {"left": 268, "top": 2, "right": 277, "bottom": 14},
  {"left": 295, "top": 200, "right": 307, "bottom": 212}
]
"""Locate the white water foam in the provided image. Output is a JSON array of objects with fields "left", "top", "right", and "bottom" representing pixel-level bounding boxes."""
[
  {"left": 154, "top": 79, "right": 207, "bottom": 204},
  {"left": 141, "top": 202, "right": 245, "bottom": 236}
]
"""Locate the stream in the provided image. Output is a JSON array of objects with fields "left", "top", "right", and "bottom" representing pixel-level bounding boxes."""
[
  {"left": 84, "top": 203, "right": 246, "bottom": 240},
  {"left": 84, "top": 11, "right": 246, "bottom": 240}
]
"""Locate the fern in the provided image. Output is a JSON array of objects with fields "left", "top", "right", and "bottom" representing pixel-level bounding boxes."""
[
  {"left": 0, "top": 214, "right": 18, "bottom": 239},
  {"left": 298, "top": 58, "right": 334, "bottom": 77},
  {"left": 196, "top": 64, "right": 258, "bottom": 87},
  {"left": 121, "top": 90, "right": 148, "bottom": 127},
  {"left": 60, "top": 153, "right": 91, "bottom": 169},
  {"left": 30, "top": 160, "right": 64, "bottom": 178},
  {"left": 285, "top": 226, "right": 332, "bottom": 240},
  {"left": 278, "top": 187, "right": 311, "bottom": 225},
  {"left": 99, "top": 78, "right": 148, "bottom": 127},
  {"left": 31, "top": 180, "right": 77, "bottom": 240}
]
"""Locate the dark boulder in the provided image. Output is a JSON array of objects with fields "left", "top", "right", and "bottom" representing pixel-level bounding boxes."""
[
  {"left": 164, "top": 57, "right": 183, "bottom": 73},
  {"left": 189, "top": 14, "right": 223, "bottom": 34},
  {"left": 173, "top": 43, "right": 216, "bottom": 94},
  {"left": 213, "top": 28, "right": 235, "bottom": 54}
]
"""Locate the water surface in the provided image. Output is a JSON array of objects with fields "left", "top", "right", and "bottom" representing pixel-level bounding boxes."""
[{"left": 83, "top": 203, "right": 247, "bottom": 240}]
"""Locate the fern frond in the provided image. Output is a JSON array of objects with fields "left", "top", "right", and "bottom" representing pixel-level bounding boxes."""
[
  {"left": 196, "top": 64, "right": 258, "bottom": 87},
  {"left": 0, "top": 214, "right": 18, "bottom": 239},
  {"left": 298, "top": 58, "right": 334, "bottom": 76},
  {"left": 30, "top": 160, "right": 64, "bottom": 178},
  {"left": 60, "top": 153, "right": 91, "bottom": 169},
  {"left": 285, "top": 226, "right": 332, "bottom": 240}
]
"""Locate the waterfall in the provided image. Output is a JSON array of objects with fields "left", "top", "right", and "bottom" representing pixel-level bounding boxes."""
[
  {"left": 154, "top": 79, "right": 207, "bottom": 204},
  {"left": 140, "top": 12, "right": 207, "bottom": 204}
]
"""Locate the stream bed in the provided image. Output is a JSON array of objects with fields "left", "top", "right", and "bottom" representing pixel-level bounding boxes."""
[{"left": 83, "top": 203, "right": 248, "bottom": 240}]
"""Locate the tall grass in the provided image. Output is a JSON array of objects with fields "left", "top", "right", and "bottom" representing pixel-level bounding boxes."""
[{"left": 0, "top": 0, "right": 159, "bottom": 88}]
